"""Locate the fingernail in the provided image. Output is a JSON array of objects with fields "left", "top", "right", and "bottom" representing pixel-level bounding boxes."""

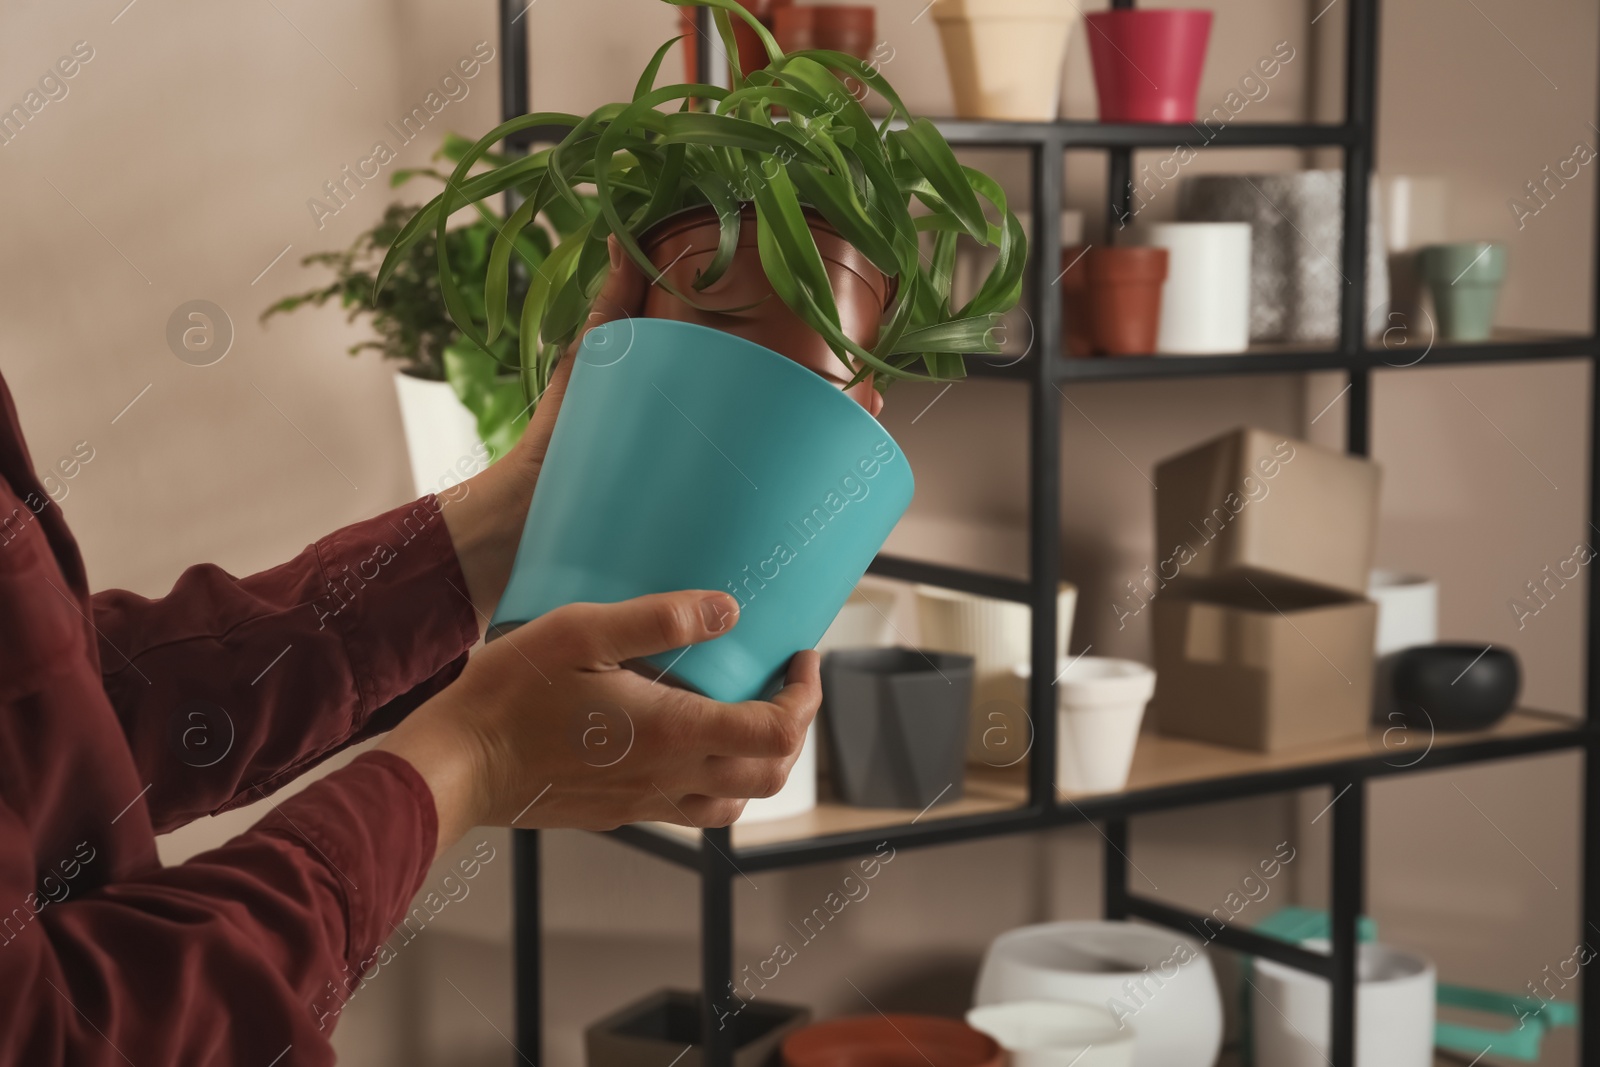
[
  {"left": 701, "top": 594, "right": 738, "bottom": 634},
  {"left": 609, "top": 238, "right": 623, "bottom": 270}
]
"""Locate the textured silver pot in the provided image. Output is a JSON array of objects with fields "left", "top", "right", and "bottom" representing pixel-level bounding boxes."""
[{"left": 1179, "top": 170, "right": 1389, "bottom": 345}]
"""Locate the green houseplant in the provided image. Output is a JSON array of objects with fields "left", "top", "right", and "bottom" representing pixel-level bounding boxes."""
[
  {"left": 263, "top": 137, "right": 587, "bottom": 464},
  {"left": 393, "top": 0, "right": 1030, "bottom": 705},
  {"left": 377, "top": 0, "right": 1026, "bottom": 414}
]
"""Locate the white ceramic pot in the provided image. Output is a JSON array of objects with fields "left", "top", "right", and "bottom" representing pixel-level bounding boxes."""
[
  {"left": 915, "top": 583, "right": 1078, "bottom": 765},
  {"left": 393, "top": 371, "right": 487, "bottom": 499},
  {"left": 1015, "top": 657, "right": 1155, "bottom": 794},
  {"left": 967, "top": 1001, "right": 1133, "bottom": 1067},
  {"left": 739, "top": 719, "right": 817, "bottom": 823},
  {"left": 933, "top": 0, "right": 1079, "bottom": 121},
  {"left": 1253, "top": 941, "right": 1435, "bottom": 1067},
  {"left": 975, "top": 922, "right": 1222, "bottom": 1067},
  {"left": 1367, "top": 571, "right": 1438, "bottom": 656},
  {"left": 1138, "top": 222, "right": 1252, "bottom": 354}
]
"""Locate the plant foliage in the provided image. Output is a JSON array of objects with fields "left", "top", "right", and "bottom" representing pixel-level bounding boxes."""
[
  {"left": 262, "top": 139, "right": 590, "bottom": 459},
  {"left": 378, "top": 0, "right": 1027, "bottom": 407}
]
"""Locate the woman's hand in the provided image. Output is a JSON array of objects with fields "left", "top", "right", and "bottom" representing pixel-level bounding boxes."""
[
  {"left": 378, "top": 590, "right": 820, "bottom": 852},
  {"left": 440, "top": 238, "right": 647, "bottom": 633}
]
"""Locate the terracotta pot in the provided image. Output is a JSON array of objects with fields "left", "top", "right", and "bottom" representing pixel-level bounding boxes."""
[
  {"left": 774, "top": 6, "right": 876, "bottom": 58},
  {"left": 1059, "top": 244, "right": 1092, "bottom": 356},
  {"left": 640, "top": 205, "right": 891, "bottom": 411},
  {"left": 1086, "top": 246, "right": 1167, "bottom": 355},
  {"left": 783, "top": 1015, "right": 1003, "bottom": 1067}
]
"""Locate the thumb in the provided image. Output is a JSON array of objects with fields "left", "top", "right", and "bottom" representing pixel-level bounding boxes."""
[
  {"left": 553, "top": 590, "right": 740, "bottom": 667},
  {"left": 570, "top": 235, "right": 648, "bottom": 356}
]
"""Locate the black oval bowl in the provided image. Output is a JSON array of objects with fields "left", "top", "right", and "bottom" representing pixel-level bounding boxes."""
[{"left": 1387, "top": 643, "right": 1520, "bottom": 732}]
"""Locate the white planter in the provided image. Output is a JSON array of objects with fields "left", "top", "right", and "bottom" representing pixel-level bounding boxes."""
[
  {"left": 974, "top": 921, "right": 1223, "bottom": 1067},
  {"left": 739, "top": 719, "right": 817, "bottom": 824},
  {"left": 1253, "top": 941, "right": 1435, "bottom": 1067},
  {"left": 393, "top": 371, "right": 487, "bottom": 499},
  {"left": 934, "top": 0, "right": 1079, "bottom": 121},
  {"left": 967, "top": 1001, "right": 1133, "bottom": 1067},
  {"left": 1138, "top": 222, "right": 1252, "bottom": 354},
  {"left": 815, "top": 585, "right": 901, "bottom": 652},
  {"left": 1017, "top": 657, "right": 1155, "bottom": 794},
  {"left": 915, "top": 583, "right": 1078, "bottom": 765},
  {"left": 1367, "top": 571, "right": 1438, "bottom": 656}
]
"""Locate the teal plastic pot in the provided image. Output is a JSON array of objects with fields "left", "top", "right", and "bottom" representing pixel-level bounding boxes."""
[
  {"left": 1420, "top": 242, "right": 1507, "bottom": 342},
  {"left": 490, "top": 319, "right": 915, "bottom": 702}
]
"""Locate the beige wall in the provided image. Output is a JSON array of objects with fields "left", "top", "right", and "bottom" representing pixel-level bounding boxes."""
[{"left": 1, "top": 0, "right": 1594, "bottom": 1065}]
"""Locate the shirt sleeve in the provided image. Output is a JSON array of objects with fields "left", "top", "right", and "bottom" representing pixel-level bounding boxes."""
[
  {"left": 91, "top": 497, "right": 480, "bottom": 833},
  {"left": 0, "top": 751, "right": 439, "bottom": 1067}
]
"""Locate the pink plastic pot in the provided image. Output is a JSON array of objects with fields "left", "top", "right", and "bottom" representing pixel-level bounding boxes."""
[{"left": 1085, "top": 9, "right": 1213, "bottom": 123}]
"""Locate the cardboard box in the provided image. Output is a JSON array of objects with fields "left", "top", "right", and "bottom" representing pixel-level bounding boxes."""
[
  {"left": 1150, "top": 587, "right": 1377, "bottom": 752},
  {"left": 586, "top": 990, "right": 809, "bottom": 1067},
  {"left": 1154, "top": 427, "right": 1381, "bottom": 598}
]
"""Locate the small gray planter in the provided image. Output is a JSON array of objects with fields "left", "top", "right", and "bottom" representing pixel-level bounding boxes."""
[{"left": 821, "top": 648, "right": 975, "bottom": 809}]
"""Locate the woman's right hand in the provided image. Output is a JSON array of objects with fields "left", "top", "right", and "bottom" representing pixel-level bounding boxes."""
[{"left": 379, "top": 590, "right": 819, "bottom": 852}]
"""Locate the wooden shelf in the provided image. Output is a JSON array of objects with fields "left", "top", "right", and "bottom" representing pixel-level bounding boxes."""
[
  {"left": 625, "top": 710, "right": 1581, "bottom": 856},
  {"left": 1067, "top": 708, "right": 1580, "bottom": 801}
]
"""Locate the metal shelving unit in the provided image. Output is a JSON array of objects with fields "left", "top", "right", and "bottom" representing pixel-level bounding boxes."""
[{"left": 499, "top": 2, "right": 1600, "bottom": 1065}]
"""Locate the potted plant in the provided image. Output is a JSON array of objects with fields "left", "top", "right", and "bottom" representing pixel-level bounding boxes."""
[
  {"left": 262, "top": 137, "right": 578, "bottom": 495},
  {"left": 379, "top": 0, "right": 1026, "bottom": 700}
]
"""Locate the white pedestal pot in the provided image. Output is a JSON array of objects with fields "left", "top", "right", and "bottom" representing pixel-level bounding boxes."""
[
  {"left": 1252, "top": 941, "right": 1435, "bottom": 1067},
  {"left": 1138, "top": 222, "right": 1252, "bottom": 354},
  {"left": 974, "top": 921, "right": 1223, "bottom": 1067},
  {"left": 933, "top": 0, "right": 1080, "bottom": 121},
  {"left": 1016, "top": 657, "right": 1155, "bottom": 794},
  {"left": 393, "top": 371, "right": 487, "bottom": 499}
]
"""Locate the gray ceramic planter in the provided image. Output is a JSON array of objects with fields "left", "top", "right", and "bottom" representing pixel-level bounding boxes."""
[
  {"left": 821, "top": 648, "right": 974, "bottom": 809},
  {"left": 585, "top": 989, "right": 809, "bottom": 1067}
]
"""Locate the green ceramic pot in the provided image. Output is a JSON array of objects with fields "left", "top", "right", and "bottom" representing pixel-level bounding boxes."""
[{"left": 1419, "top": 242, "right": 1507, "bottom": 342}]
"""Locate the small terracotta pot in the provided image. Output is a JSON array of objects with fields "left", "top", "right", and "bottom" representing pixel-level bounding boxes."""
[
  {"left": 775, "top": 6, "right": 877, "bottom": 58},
  {"left": 639, "top": 205, "right": 891, "bottom": 410},
  {"left": 783, "top": 1015, "right": 1003, "bottom": 1067},
  {"left": 1086, "top": 246, "right": 1168, "bottom": 355},
  {"left": 1059, "top": 245, "right": 1093, "bottom": 356}
]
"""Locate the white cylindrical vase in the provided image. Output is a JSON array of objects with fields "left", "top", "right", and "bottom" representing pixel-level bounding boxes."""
[
  {"left": 1139, "top": 222, "right": 1252, "bottom": 354},
  {"left": 1253, "top": 941, "right": 1435, "bottom": 1067},
  {"left": 393, "top": 371, "right": 486, "bottom": 499},
  {"left": 1367, "top": 570, "right": 1439, "bottom": 656},
  {"left": 739, "top": 719, "right": 817, "bottom": 823}
]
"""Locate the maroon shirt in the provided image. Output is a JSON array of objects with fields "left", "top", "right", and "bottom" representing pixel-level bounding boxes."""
[{"left": 0, "top": 372, "right": 479, "bottom": 1064}]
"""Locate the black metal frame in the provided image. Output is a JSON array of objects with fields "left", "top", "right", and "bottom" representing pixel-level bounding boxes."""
[{"left": 498, "top": 2, "right": 1600, "bottom": 1064}]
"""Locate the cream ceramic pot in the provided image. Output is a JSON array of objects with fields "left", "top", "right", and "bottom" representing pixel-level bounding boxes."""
[
  {"left": 915, "top": 583, "right": 1077, "bottom": 765},
  {"left": 934, "top": 0, "right": 1079, "bottom": 121}
]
